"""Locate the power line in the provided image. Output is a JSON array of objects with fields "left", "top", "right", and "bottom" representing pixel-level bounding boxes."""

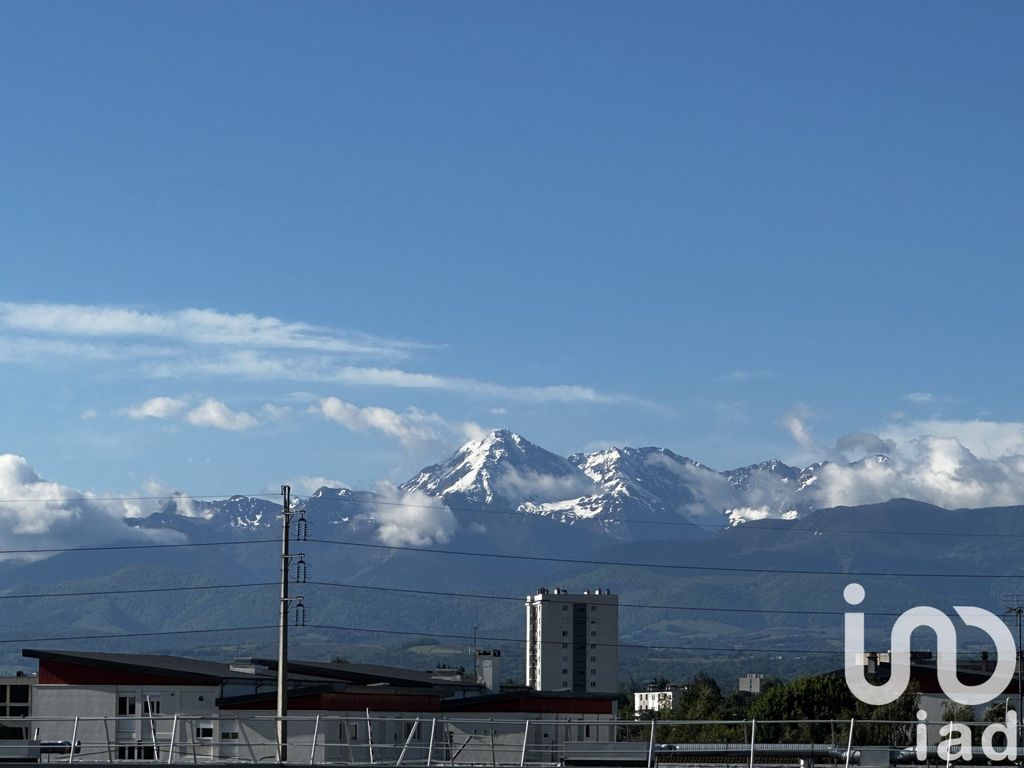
[
  {"left": 305, "top": 580, "right": 940, "bottom": 618},
  {"left": 0, "top": 624, "right": 279, "bottom": 646},
  {"left": 0, "top": 618, "right": 1000, "bottom": 659},
  {"left": 0, "top": 579, "right": 989, "bottom": 620},
  {"left": 0, "top": 493, "right": 275, "bottom": 503},
  {"left": 0, "top": 582, "right": 277, "bottom": 601},
  {"left": 298, "top": 623, "right": 1006, "bottom": 658},
  {"left": 0, "top": 617, "right": 834, "bottom": 656},
  {"left": 3, "top": 490, "right": 1024, "bottom": 541},
  {"left": 0, "top": 621, "right": 841, "bottom": 656},
  {"left": 0, "top": 531, "right": 1020, "bottom": 580},
  {"left": 0, "top": 538, "right": 279, "bottom": 556},
  {"left": 301, "top": 623, "right": 843, "bottom": 656},
  {"left": 307, "top": 537, "right": 1024, "bottom": 580},
  {"left": 287, "top": 493, "right": 1024, "bottom": 541}
]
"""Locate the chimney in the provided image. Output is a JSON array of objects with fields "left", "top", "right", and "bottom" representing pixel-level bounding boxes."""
[{"left": 476, "top": 649, "right": 501, "bottom": 693}]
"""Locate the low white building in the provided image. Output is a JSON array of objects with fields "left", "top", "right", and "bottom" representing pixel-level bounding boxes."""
[{"left": 22, "top": 648, "right": 618, "bottom": 763}]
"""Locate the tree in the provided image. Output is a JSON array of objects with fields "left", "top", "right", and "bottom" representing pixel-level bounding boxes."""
[
  {"left": 942, "top": 702, "right": 975, "bottom": 724},
  {"left": 750, "top": 672, "right": 855, "bottom": 742},
  {"left": 854, "top": 686, "right": 920, "bottom": 746},
  {"left": 748, "top": 672, "right": 920, "bottom": 746},
  {"left": 657, "top": 673, "right": 745, "bottom": 743},
  {"left": 984, "top": 702, "right": 1010, "bottom": 723}
]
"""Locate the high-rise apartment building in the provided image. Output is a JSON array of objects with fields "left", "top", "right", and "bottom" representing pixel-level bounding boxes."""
[{"left": 525, "top": 587, "right": 618, "bottom": 694}]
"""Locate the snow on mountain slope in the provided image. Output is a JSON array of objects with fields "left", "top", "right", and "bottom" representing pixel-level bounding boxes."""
[
  {"left": 567, "top": 446, "right": 732, "bottom": 526},
  {"left": 141, "top": 494, "right": 281, "bottom": 533},
  {"left": 399, "top": 434, "right": 871, "bottom": 534},
  {"left": 132, "top": 432, "right": 901, "bottom": 545},
  {"left": 400, "top": 429, "right": 593, "bottom": 508},
  {"left": 724, "top": 459, "right": 801, "bottom": 491}
]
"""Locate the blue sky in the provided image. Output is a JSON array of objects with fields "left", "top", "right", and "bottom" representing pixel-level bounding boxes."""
[{"left": 0, "top": 2, "right": 1022, "bottom": 498}]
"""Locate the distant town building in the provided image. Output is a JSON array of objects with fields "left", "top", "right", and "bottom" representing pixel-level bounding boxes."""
[
  {"left": 634, "top": 684, "right": 677, "bottom": 714},
  {"left": 738, "top": 673, "right": 763, "bottom": 694},
  {"left": 525, "top": 587, "right": 619, "bottom": 694}
]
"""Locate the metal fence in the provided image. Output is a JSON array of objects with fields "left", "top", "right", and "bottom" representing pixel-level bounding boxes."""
[{"left": 0, "top": 715, "right": 988, "bottom": 766}]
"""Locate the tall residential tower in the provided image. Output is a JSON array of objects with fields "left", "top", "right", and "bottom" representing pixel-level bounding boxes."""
[{"left": 525, "top": 588, "right": 618, "bottom": 694}]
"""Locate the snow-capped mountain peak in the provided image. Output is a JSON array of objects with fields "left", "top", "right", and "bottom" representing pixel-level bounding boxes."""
[
  {"left": 400, "top": 429, "right": 593, "bottom": 508},
  {"left": 724, "top": 459, "right": 801, "bottom": 490},
  {"left": 138, "top": 433, "right": 914, "bottom": 546}
]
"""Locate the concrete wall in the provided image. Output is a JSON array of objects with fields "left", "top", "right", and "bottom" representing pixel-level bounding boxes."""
[{"left": 31, "top": 683, "right": 219, "bottom": 760}]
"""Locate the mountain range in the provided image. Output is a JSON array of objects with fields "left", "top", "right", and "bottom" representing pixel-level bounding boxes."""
[
  {"left": 2, "top": 430, "right": 1022, "bottom": 687},
  {"left": 135, "top": 429, "right": 887, "bottom": 543}
]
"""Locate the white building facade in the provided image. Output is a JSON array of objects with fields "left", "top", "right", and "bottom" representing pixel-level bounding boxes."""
[
  {"left": 738, "top": 673, "right": 763, "bottom": 694},
  {"left": 633, "top": 688, "right": 676, "bottom": 714},
  {"left": 525, "top": 588, "right": 619, "bottom": 694}
]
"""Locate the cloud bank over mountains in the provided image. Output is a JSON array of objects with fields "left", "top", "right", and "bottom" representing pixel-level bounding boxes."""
[
  {"left": 1, "top": 300, "right": 1022, "bottom": 552},
  {"left": 0, "top": 454, "right": 181, "bottom": 559},
  {"left": 4, "top": 418, "right": 1024, "bottom": 558},
  {"left": 815, "top": 425, "right": 1024, "bottom": 511}
]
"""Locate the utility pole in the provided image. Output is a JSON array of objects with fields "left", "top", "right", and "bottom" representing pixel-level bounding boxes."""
[
  {"left": 277, "top": 485, "right": 292, "bottom": 764},
  {"left": 1007, "top": 604, "right": 1023, "bottom": 741}
]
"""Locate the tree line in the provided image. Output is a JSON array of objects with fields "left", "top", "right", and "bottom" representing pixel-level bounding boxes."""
[{"left": 620, "top": 671, "right": 920, "bottom": 746}]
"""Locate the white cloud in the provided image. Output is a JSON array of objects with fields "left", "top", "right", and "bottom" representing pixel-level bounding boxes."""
[
  {"left": 0, "top": 455, "right": 181, "bottom": 560},
  {"left": 782, "top": 405, "right": 816, "bottom": 451},
  {"left": 813, "top": 438, "right": 1016, "bottom": 510},
  {"left": 882, "top": 419, "right": 1024, "bottom": 460},
  {"left": 0, "top": 302, "right": 418, "bottom": 358},
  {"left": 0, "top": 301, "right": 648, "bottom": 407},
  {"left": 259, "top": 403, "right": 292, "bottom": 421},
  {"left": 334, "top": 366, "right": 646, "bottom": 405},
  {"left": 805, "top": 421, "right": 1024, "bottom": 511},
  {"left": 291, "top": 476, "right": 348, "bottom": 494},
  {"left": 371, "top": 484, "right": 458, "bottom": 547},
  {"left": 0, "top": 336, "right": 127, "bottom": 363},
  {"left": 496, "top": 466, "right": 595, "bottom": 505},
  {"left": 126, "top": 396, "right": 188, "bottom": 420},
  {"left": 315, "top": 397, "right": 485, "bottom": 448},
  {"left": 79, "top": 409, "right": 97, "bottom": 420},
  {"left": 834, "top": 431, "right": 896, "bottom": 460},
  {"left": 124, "top": 395, "right": 269, "bottom": 431},
  {"left": 727, "top": 506, "right": 771, "bottom": 525},
  {"left": 645, "top": 453, "right": 741, "bottom": 522},
  {"left": 905, "top": 392, "right": 936, "bottom": 404},
  {"left": 185, "top": 399, "right": 259, "bottom": 431},
  {"left": 727, "top": 506, "right": 799, "bottom": 525},
  {"left": 158, "top": 356, "right": 646, "bottom": 405}
]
